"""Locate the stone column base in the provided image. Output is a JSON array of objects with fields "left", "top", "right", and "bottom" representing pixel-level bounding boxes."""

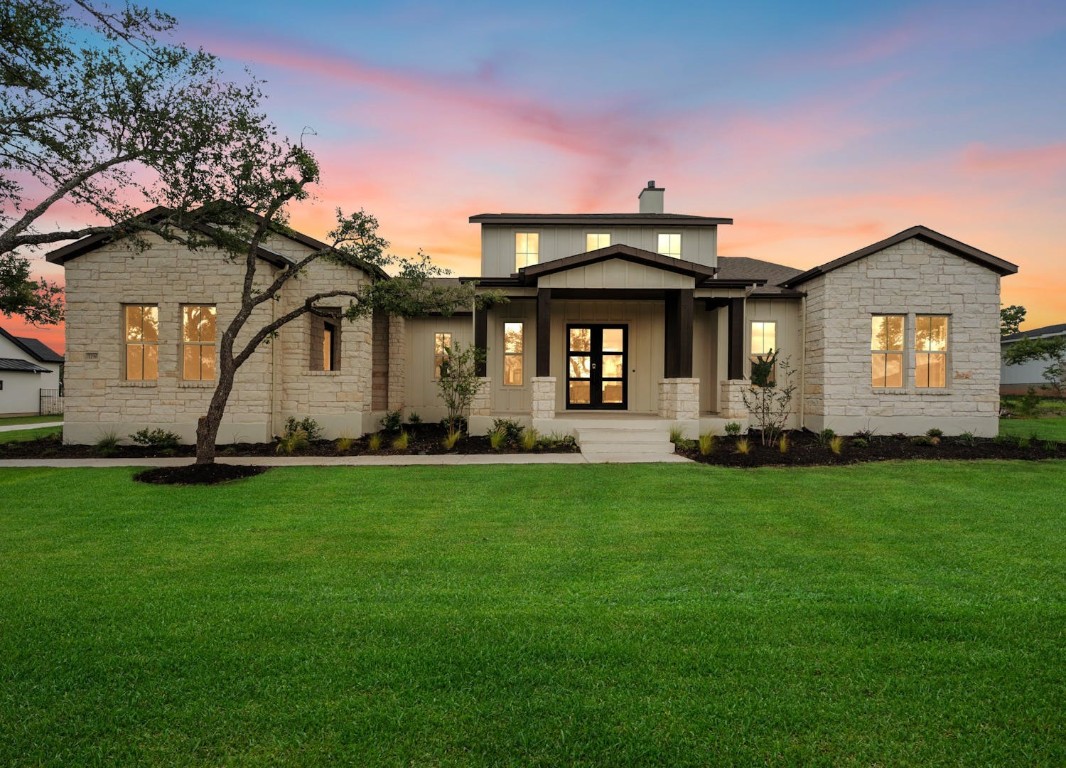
[
  {"left": 531, "top": 376, "right": 557, "bottom": 420},
  {"left": 470, "top": 377, "right": 492, "bottom": 416},
  {"left": 718, "top": 379, "right": 749, "bottom": 420},
  {"left": 659, "top": 378, "right": 700, "bottom": 420}
]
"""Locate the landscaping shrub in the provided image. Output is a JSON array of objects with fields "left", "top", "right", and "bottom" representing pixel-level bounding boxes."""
[
  {"left": 275, "top": 428, "right": 309, "bottom": 455},
  {"left": 778, "top": 433, "right": 790, "bottom": 454},
  {"left": 724, "top": 422, "right": 741, "bottom": 437},
  {"left": 741, "top": 352, "right": 797, "bottom": 446},
  {"left": 735, "top": 437, "right": 752, "bottom": 455},
  {"left": 817, "top": 428, "right": 836, "bottom": 446},
  {"left": 391, "top": 431, "right": 409, "bottom": 451},
  {"left": 94, "top": 431, "right": 119, "bottom": 457},
  {"left": 407, "top": 412, "right": 422, "bottom": 425},
  {"left": 436, "top": 343, "right": 487, "bottom": 433},
  {"left": 367, "top": 433, "right": 382, "bottom": 452},
  {"left": 284, "top": 416, "right": 322, "bottom": 442},
  {"left": 669, "top": 425, "right": 685, "bottom": 444},
  {"left": 491, "top": 418, "right": 524, "bottom": 447},
  {"left": 828, "top": 435, "right": 844, "bottom": 455},
  {"left": 380, "top": 410, "right": 403, "bottom": 433},
  {"left": 335, "top": 436, "right": 353, "bottom": 453},
  {"left": 698, "top": 432, "right": 715, "bottom": 456},
  {"left": 489, "top": 430, "right": 506, "bottom": 451},
  {"left": 959, "top": 431, "right": 976, "bottom": 447},
  {"left": 442, "top": 430, "right": 461, "bottom": 450},
  {"left": 129, "top": 428, "right": 180, "bottom": 451},
  {"left": 520, "top": 428, "right": 539, "bottom": 451}
]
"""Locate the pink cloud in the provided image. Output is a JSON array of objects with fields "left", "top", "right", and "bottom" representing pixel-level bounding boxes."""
[{"left": 960, "top": 142, "right": 1066, "bottom": 183}]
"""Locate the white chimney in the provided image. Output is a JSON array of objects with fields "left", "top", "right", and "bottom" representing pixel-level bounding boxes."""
[{"left": 638, "top": 180, "right": 664, "bottom": 213}]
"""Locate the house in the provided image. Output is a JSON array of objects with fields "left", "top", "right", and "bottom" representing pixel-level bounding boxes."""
[
  {"left": 1001, "top": 323, "right": 1066, "bottom": 395},
  {"left": 0, "top": 326, "right": 64, "bottom": 416},
  {"left": 49, "top": 182, "right": 1017, "bottom": 446}
]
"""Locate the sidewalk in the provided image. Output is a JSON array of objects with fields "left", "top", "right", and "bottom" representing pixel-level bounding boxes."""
[
  {"left": 0, "top": 421, "right": 63, "bottom": 433},
  {"left": 0, "top": 451, "right": 691, "bottom": 468}
]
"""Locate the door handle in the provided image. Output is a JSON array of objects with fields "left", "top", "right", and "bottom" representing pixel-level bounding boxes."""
[{"left": 592, "top": 362, "right": 598, "bottom": 370}]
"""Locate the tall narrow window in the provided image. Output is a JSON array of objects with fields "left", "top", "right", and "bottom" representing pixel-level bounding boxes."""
[
  {"left": 309, "top": 312, "right": 341, "bottom": 371},
  {"left": 871, "top": 315, "right": 904, "bottom": 388},
  {"left": 915, "top": 315, "right": 948, "bottom": 388},
  {"left": 323, "top": 322, "right": 336, "bottom": 371},
  {"left": 124, "top": 305, "right": 158, "bottom": 381},
  {"left": 503, "top": 322, "right": 524, "bottom": 386},
  {"left": 750, "top": 321, "right": 777, "bottom": 383},
  {"left": 433, "top": 332, "right": 452, "bottom": 379},
  {"left": 182, "top": 305, "right": 216, "bottom": 381},
  {"left": 515, "top": 233, "right": 539, "bottom": 270},
  {"left": 586, "top": 233, "right": 610, "bottom": 251},
  {"left": 657, "top": 233, "right": 681, "bottom": 258}
]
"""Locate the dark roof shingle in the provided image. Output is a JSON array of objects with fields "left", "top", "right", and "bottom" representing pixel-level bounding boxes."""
[
  {"left": 0, "top": 357, "right": 50, "bottom": 373},
  {"left": 0, "top": 326, "right": 63, "bottom": 364}
]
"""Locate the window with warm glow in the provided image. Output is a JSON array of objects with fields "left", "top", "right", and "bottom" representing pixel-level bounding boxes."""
[
  {"left": 124, "top": 305, "right": 158, "bottom": 381},
  {"left": 182, "top": 305, "right": 216, "bottom": 380},
  {"left": 503, "top": 322, "right": 523, "bottom": 386},
  {"left": 586, "top": 233, "right": 610, "bottom": 251},
  {"left": 750, "top": 321, "right": 777, "bottom": 382},
  {"left": 915, "top": 315, "right": 948, "bottom": 388},
  {"left": 657, "top": 233, "right": 681, "bottom": 258},
  {"left": 309, "top": 312, "right": 341, "bottom": 371},
  {"left": 871, "top": 315, "right": 904, "bottom": 388},
  {"left": 433, "top": 332, "right": 452, "bottom": 379},
  {"left": 515, "top": 233, "right": 539, "bottom": 270}
]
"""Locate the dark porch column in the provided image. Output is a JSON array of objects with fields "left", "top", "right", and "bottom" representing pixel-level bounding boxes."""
[
  {"left": 536, "top": 288, "right": 552, "bottom": 377},
  {"left": 727, "top": 297, "right": 745, "bottom": 379},
  {"left": 664, "top": 289, "right": 694, "bottom": 378},
  {"left": 474, "top": 303, "right": 488, "bottom": 377}
]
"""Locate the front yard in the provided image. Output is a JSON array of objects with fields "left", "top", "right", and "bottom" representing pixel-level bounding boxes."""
[{"left": 1, "top": 462, "right": 1063, "bottom": 766}]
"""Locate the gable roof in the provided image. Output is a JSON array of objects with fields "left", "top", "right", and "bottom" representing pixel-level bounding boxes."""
[
  {"left": 469, "top": 213, "right": 733, "bottom": 226},
  {"left": 0, "top": 326, "right": 63, "bottom": 363},
  {"left": 1002, "top": 323, "right": 1066, "bottom": 343},
  {"left": 519, "top": 243, "right": 718, "bottom": 283},
  {"left": 0, "top": 357, "right": 50, "bottom": 373},
  {"left": 782, "top": 225, "right": 1019, "bottom": 288}
]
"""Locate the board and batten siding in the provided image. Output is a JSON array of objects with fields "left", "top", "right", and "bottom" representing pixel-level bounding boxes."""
[
  {"left": 480, "top": 225, "right": 718, "bottom": 277},
  {"left": 487, "top": 301, "right": 536, "bottom": 415},
  {"left": 537, "top": 260, "right": 696, "bottom": 290},
  {"left": 403, "top": 316, "right": 473, "bottom": 420}
]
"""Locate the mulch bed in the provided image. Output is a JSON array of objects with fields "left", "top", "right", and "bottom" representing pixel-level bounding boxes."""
[
  {"left": 1, "top": 423, "right": 578, "bottom": 460},
  {"left": 677, "top": 431, "right": 1066, "bottom": 468},
  {"left": 134, "top": 464, "right": 268, "bottom": 485}
]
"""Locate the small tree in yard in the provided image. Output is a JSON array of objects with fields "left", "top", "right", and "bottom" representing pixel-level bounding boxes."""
[
  {"left": 436, "top": 343, "right": 487, "bottom": 434},
  {"left": 741, "top": 350, "right": 797, "bottom": 446}
]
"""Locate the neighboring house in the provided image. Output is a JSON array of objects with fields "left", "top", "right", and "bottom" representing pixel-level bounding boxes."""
[
  {"left": 0, "top": 326, "right": 64, "bottom": 416},
  {"left": 49, "top": 182, "right": 1018, "bottom": 444},
  {"left": 1001, "top": 323, "right": 1066, "bottom": 395}
]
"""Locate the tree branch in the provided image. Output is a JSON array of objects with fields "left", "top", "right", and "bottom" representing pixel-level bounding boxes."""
[{"left": 233, "top": 289, "right": 363, "bottom": 368}]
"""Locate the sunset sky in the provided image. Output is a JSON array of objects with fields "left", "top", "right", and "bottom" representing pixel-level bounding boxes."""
[{"left": 10, "top": 0, "right": 1066, "bottom": 352}]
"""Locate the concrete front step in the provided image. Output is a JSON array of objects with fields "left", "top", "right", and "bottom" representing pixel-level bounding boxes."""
[
  {"left": 576, "top": 424, "right": 677, "bottom": 457},
  {"left": 579, "top": 440, "right": 675, "bottom": 455}
]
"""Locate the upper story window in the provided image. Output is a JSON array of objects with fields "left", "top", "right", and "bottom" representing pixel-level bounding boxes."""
[
  {"left": 433, "top": 332, "right": 452, "bottom": 380},
  {"left": 124, "top": 305, "right": 158, "bottom": 381},
  {"left": 657, "top": 233, "right": 681, "bottom": 258},
  {"left": 871, "top": 315, "right": 904, "bottom": 388},
  {"left": 515, "top": 233, "right": 539, "bottom": 270},
  {"left": 182, "top": 305, "right": 216, "bottom": 381},
  {"left": 915, "top": 315, "right": 948, "bottom": 388},
  {"left": 586, "top": 233, "right": 610, "bottom": 251},
  {"left": 503, "top": 322, "right": 524, "bottom": 386}
]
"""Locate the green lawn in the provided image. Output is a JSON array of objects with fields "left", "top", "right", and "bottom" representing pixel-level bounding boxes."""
[
  {"left": 0, "top": 425, "right": 62, "bottom": 443},
  {"left": 1000, "top": 415, "right": 1066, "bottom": 441},
  {"left": 1, "top": 463, "right": 1063, "bottom": 766},
  {"left": 0, "top": 414, "right": 62, "bottom": 427}
]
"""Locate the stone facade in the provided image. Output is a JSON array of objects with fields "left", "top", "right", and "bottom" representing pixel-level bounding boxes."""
[
  {"left": 530, "top": 376, "right": 557, "bottom": 421},
  {"left": 658, "top": 378, "right": 699, "bottom": 421},
  {"left": 718, "top": 380, "right": 749, "bottom": 421},
  {"left": 801, "top": 239, "right": 1002, "bottom": 436},
  {"left": 62, "top": 231, "right": 374, "bottom": 444},
  {"left": 470, "top": 377, "right": 492, "bottom": 416}
]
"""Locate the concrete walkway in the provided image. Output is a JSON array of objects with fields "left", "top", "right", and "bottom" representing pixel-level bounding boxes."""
[
  {"left": 0, "top": 421, "right": 62, "bottom": 433},
  {"left": 0, "top": 451, "right": 691, "bottom": 468}
]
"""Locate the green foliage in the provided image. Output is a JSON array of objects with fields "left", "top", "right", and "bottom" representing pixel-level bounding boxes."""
[
  {"left": 828, "top": 435, "right": 845, "bottom": 455},
  {"left": 520, "top": 428, "right": 539, "bottom": 452},
  {"left": 852, "top": 428, "right": 876, "bottom": 441},
  {"left": 367, "top": 433, "right": 382, "bottom": 452},
  {"left": 334, "top": 437, "right": 353, "bottom": 453},
  {"left": 436, "top": 344, "right": 487, "bottom": 433},
  {"left": 817, "top": 428, "right": 836, "bottom": 446},
  {"left": 669, "top": 425, "right": 685, "bottom": 444},
  {"left": 1, "top": 253, "right": 63, "bottom": 324},
  {"left": 959, "top": 431, "right": 976, "bottom": 447},
  {"left": 489, "top": 430, "right": 506, "bottom": 451},
  {"left": 407, "top": 412, "right": 422, "bottom": 425},
  {"left": 911, "top": 435, "right": 936, "bottom": 447},
  {"left": 742, "top": 354, "right": 798, "bottom": 446},
  {"left": 491, "top": 418, "right": 525, "bottom": 447},
  {"left": 852, "top": 438, "right": 869, "bottom": 449},
  {"left": 536, "top": 432, "right": 577, "bottom": 450},
  {"left": 442, "top": 430, "right": 461, "bottom": 451},
  {"left": 283, "top": 417, "right": 321, "bottom": 442},
  {"left": 379, "top": 410, "right": 403, "bottom": 433},
  {"left": 275, "top": 428, "right": 309, "bottom": 455},
  {"left": 724, "top": 422, "right": 742, "bottom": 437},
  {"left": 1042, "top": 353, "right": 1066, "bottom": 396},
  {"left": 698, "top": 432, "right": 715, "bottom": 456},
  {"left": 1017, "top": 388, "right": 1042, "bottom": 418},
  {"left": 391, "top": 431, "right": 409, "bottom": 451},
  {"left": 735, "top": 437, "right": 752, "bottom": 455},
  {"left": 926, "top": 428, "right": 944, "bottom": 439},
  {"left": 129, "top": 428, "right": 180, "bottom": 450},
  {"left": 94, "top": 430, "right": 118, "bottom": 457},
  {"left": 1000, "top": 305, "right": 1026, "bottom": 337},
  {"left": 778, "top": 433, "right": 790, "bottom": 454},
  {"left": 1016, "top": 435, "right": 1031, "bottom": 449}
]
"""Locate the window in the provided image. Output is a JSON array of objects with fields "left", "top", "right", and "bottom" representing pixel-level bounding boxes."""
[
  {"left": 915, "top": 315, "right": 948, "bottom": 388},
  {"left": 515, "top": 233, "right": 539, "bottom": 270},
  {"left": 310, "top": 312, "right": 341, "bottom": 371},
  {"left": 503, "top": 322, "right": 524, "bottom": 386},
  {"left": 871, "top": 315, "right": 904, "bottom": 388},
  {"left": 657, "top": 233, "right": 681, "bottom": 258},
  {"left": 586, "top": 233, "right": 610, "bottom": 251},
  {"left": 182, "top": 305, "right": 216, "bottom": 381},
  {"left": 124, "top": 305, "right": 158, "bottom": 381},
  {"left": 433, "top": 332, "right": 452, "bottom": 379},
  {"left": 750, "top": 321, "right": 777, "bottom": 383}
]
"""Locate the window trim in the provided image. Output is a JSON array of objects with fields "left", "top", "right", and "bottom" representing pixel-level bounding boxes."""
[
  {"left": 433, "top": 332, "right": 453, "bottom": 380},
  {"left": 123, "top": 304, "right": 159, "bottom": 382},
  {"left": 656, "top": 232, "right": 682, "bottom": 259},
  {"left": 871, "top": 314, "right": 906, "bottom": 389},
  {"left": 502, "top": 321, "right": 524, "bottom": 387},
  {"left": 914, "top": 314, "right": 949, "bottom": 389},
  {"left": 749, "top": 320, "right": 778, "bottom": 383},
  {"left": 514, "top": 231, "right": 540, "bottom": 271},
  {"left": 181, "top": 304, "right": 217, "bottom": 381},
  {"left": 585, "top": 232, "right": 611, "bottom": 252}
]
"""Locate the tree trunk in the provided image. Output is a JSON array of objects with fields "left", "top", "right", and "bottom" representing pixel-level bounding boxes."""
[{"left": 195, "top": 358, "right": 238, "bottom": 464}]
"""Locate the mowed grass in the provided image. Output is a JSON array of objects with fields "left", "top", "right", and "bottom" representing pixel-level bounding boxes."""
[
  {"left": 0, "top": 463, "right": 1063, "bottom": 766},
  {"left": 1000, "top": 415, "right": 1066, "bottom": 441},
  {"left": 0, "top": 414, "right": 63, "bottom": 427},
  {"left": 0, "top": 425, "right": 62, "bottom": 443}
]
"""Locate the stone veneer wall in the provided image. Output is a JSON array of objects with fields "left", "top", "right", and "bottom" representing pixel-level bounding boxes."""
[
  {"left": 658, "top": 378, "right": 699, "bottom": 421},
  {"left": 802, "top": 238, "right": 1002, "bottom": 436},
  {"left": 387, "top": 315, "right": 407, "bottom": 413},
  {"left": 62, "top": 231, "right": 374, "bottom": 444},
  {"left": 530, "top": 377, "right": 557, "bottom": 421},
  {"left": 717, "top": 380, "right": 749, "bottom": 421}
]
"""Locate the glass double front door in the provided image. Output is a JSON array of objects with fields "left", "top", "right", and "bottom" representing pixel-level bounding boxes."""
[{"left": 566, "top": 325, "right": 627, "bottom": 409}]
